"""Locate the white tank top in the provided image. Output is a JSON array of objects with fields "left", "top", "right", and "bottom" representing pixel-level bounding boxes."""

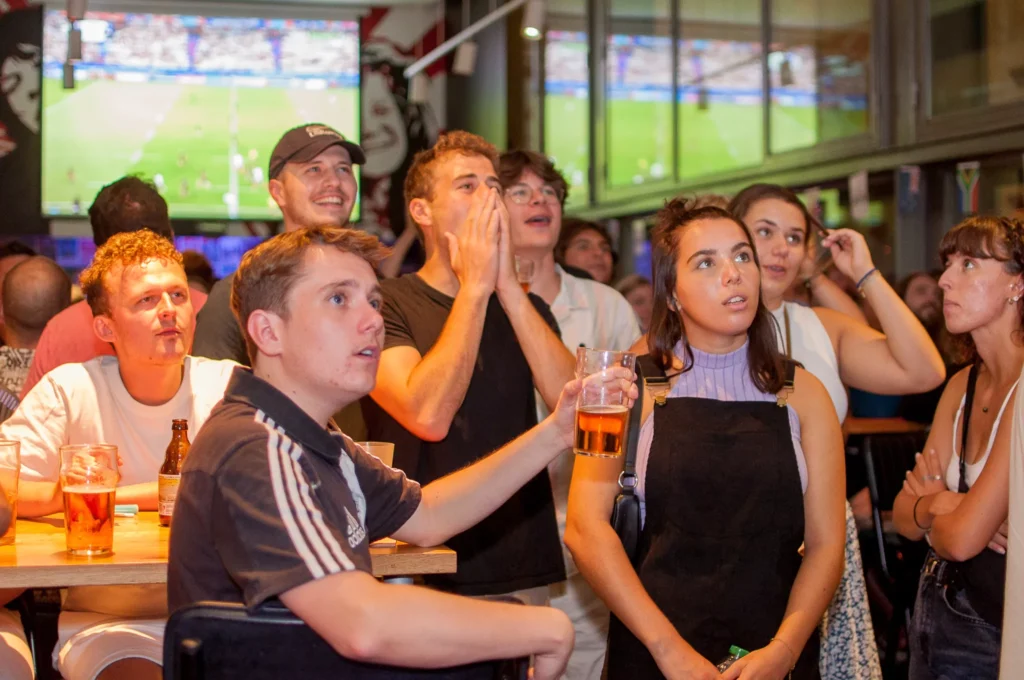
[
  {"left": 771, "top": 302, "right": 848, "bottom": 423},
  {"left": 947, "top": 380, "right": 1019, "bottom": 489}
]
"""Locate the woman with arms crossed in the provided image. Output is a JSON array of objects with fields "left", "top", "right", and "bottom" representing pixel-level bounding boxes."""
[
  {"left": 893, "top": 216, "right": 1024, "bottom": 680},
  {"left": 567, "top": 198, "right": 845, "bottom": 679}
]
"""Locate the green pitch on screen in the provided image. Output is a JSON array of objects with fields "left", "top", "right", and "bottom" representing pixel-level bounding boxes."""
[
  {"left": 42, "top": 78, "right": 359, "bottom": 220},
  {"left": 545, "top": 95, "right": 867, "bottom": 197}
]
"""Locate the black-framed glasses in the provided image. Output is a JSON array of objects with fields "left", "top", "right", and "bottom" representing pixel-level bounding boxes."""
[{"left": 505, "top": 184, "right": 563, "bottom": 205}]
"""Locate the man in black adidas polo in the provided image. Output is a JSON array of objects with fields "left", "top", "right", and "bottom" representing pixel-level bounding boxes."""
[{"left": 167, "top": 226, "right": 637, "bottom": 678}]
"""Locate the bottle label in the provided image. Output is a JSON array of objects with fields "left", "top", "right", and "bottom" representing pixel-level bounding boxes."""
[{"left": 158, "top": 474, "right": 180, "bottom": 517}]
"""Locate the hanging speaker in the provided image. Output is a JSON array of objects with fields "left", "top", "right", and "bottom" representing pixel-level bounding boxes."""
[
  {"left": 63, "top": 62, "right": 76, "bottom": 90},
  {"left": 68, "top": 27, "right": 83, "bottom": 61},
  {"left": 67, "top": 0, "right": 87, "bottom": 22},
  {"left": 452, "top": 41, "right": 478, "bottom": 76}
]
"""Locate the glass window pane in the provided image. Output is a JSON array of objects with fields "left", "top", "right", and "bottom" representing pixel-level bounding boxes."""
[
  {"left": 606, "top": 0, "right": 673, "bottom": 188},
  {"left": 929, "top": 0, "right": 1024, "bottom": 116},
  {"left": 545, "top": 1, "right": 590, "bottom": 207},
  {"left": 677, "top": 0, "right": 764, "bottom": 179},
  {"left": 769, "top": 0, "right": 871, "bottom": 154}
]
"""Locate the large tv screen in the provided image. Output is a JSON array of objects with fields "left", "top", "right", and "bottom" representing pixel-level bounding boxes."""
[{"left": 41, "top": 11, "right": 359, "bottom": 220}]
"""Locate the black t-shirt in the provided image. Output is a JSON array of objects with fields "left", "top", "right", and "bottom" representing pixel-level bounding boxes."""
[
  {"left": 168, "top": 367, "right": 422, "bottom": 612},
  {"left": 192, "top": 274, "right": 249, "bottom": 366},
  {"left": 361, "top": 274, "right": 566, "bottom": 596}
]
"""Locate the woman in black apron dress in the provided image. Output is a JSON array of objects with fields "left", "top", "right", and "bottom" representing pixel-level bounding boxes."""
[{"left": 565, "top": 198, "right": 846, "bottom": 679}]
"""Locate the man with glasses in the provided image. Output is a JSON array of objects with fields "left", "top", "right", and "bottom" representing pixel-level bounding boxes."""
[
  {"left": 362, "top": 131, "right": 575, "bottom": 605},
  {"left": 498, "top": 150, "right": 639, "bottom": 680}
]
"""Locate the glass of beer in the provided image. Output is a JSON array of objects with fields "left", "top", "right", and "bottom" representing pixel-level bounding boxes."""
[
  {"left": 356, "top": 442, "right": 395, "bottom": 467},
  {"left": 59, "top": 444, "right": 118, "bottom": 556},
  {"left": 514, "top": 256, "right": 534, "bottom": 293},
  {"left": 0, "top": 440, "right": 20, "bottom": 547},
  {"left": 574, "top": 348, "right": 636, "bottom": 457}
]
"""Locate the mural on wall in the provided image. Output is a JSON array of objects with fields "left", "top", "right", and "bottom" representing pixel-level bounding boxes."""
[
  {"left": 0, "top": 2, "right": 42, "bottom": 233},
  {"left": 360, "top": 5, "right": 446, "bottom": 244}
]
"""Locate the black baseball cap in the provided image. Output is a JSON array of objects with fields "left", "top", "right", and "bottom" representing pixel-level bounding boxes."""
[{"left": 268, "top": 124, "right": 366, "bottom": 180}]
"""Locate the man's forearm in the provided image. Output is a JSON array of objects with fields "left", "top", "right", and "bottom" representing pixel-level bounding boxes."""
[
  {"left": 414, "top": 418, "right": 564, "bottom": 545},
  {"left": 17, "top": 480, "right": 62, "bottom": 518},
  {"left": 499, "top": 288, "right": 574, "bottom": 411},
  {"left": 283, "top": 571, "right": 572, "bottom": 669},
  {"left": 115, "top": 482, "right": 158, "bottom": 511},
  {"left": 395, "top": 290, "right": 490, "bottom": 440}
]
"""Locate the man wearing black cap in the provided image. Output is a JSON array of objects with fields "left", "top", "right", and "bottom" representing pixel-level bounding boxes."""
[{"left": 193, "top": 124, "right": 365, "bottom": 365}]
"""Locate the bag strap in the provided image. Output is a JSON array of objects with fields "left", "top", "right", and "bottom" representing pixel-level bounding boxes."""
[
  {"left": 620, "top": 356, "right": 666, "bottom": 494},
  {"left": 958, "top": 362, "right": 980, "bottom": 494}
]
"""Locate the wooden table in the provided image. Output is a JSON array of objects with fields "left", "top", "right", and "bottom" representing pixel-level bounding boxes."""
[
  {"left": 0, "top": 512, "right": 456, "bottom": 589},
  {"left": 844, "top": 416, "right": 928, "bottom": 438}
]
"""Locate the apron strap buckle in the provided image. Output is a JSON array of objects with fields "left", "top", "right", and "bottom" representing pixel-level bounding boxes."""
[{"left": 645, "top": 376, "right": 670, "bottom": 407}]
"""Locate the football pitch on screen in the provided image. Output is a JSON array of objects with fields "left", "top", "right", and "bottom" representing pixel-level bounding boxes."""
[
  {"left": 42, "top": 78, "right": 358, "bottom": 220},
  {"left": 545, "top": 95, "right": 867, "bottom": 201}
]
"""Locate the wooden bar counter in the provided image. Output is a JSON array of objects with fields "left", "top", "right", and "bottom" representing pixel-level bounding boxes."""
[{"left": 0, "top": 512, "right": 456, "bottom": 589}]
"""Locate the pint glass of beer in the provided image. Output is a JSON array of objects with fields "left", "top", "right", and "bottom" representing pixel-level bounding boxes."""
[
  {"left": 574, "top": 348, "right": 636, "bottom": 457},
  {"left": 59, "top": 444, "right": 118, "bottom": 556},
  {"left": 0, "top": 440, "right": 19, "bottom": 547}
]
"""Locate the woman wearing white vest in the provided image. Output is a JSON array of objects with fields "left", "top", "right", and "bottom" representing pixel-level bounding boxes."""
[
  {"left": 728, "top": 184, "right": 946, "bottom": 421},
  {"left": 730, "top": 184, "right": 946, "bottom": 679}
]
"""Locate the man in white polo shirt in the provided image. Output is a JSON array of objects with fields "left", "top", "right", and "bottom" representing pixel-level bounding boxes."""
[
  {"left": 0, "top": 230, "right": 237, "bottom": 680},
  {"left": 498, "top": 150, "right": 640, "bottom": 679}
]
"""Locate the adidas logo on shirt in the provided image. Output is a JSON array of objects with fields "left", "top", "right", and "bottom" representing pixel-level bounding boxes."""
[{"left": 345, "top": 506, "right": 366, "bottom": 549}]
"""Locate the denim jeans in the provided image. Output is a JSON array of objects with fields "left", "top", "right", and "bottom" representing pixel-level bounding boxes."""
[{"left": 909, "top": 551, "right": 1002, "bottom": 680}]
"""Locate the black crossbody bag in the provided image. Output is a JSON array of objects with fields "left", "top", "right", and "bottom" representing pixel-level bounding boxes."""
[
  {"left": 948, "top": 363, "right": 1006, "bottom": 627},
  {"left": 610, "top": 357, "right": 666, "bottom": 562}
]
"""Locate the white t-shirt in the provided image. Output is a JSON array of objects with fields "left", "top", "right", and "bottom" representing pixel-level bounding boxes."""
[
  {"left": 4, "top": 355, "right": 237, "bottom": 485},
  {"left": 0, "top": 355, "right": 237, "bottom": 620},
  {"left": 538, "top": 267, "right": 641, "bottom": 575}
]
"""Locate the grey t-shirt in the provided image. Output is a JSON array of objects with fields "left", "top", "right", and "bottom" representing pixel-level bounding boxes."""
[{"left": 192, "top": 274, "right": 249, "bottom": 366}]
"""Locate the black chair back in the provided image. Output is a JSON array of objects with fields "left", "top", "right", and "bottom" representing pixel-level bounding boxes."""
[
  {"left": 862, "top": 430, "right": 928, "bottom": 576},
  {"left": 163, "top": 601, "right": 528, "bottom": 680},
  {"left": 861, "top": 430, "right": 930, "bottom": 676}
]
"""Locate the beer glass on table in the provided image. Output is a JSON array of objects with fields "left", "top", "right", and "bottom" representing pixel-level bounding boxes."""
[
  {"left": 574, "top": 348, "right": 636, "bottom": 458},
  {"left": 60, "top": 444, "right": 118, "bottom": 556},
  {"left": 0, "top": 440, "right": 20, "bottom": 546}
]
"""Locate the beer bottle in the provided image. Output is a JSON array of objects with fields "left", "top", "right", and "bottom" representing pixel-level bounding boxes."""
[{"left": 158, "top": 419, "right": 191, "bottom": 527}]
